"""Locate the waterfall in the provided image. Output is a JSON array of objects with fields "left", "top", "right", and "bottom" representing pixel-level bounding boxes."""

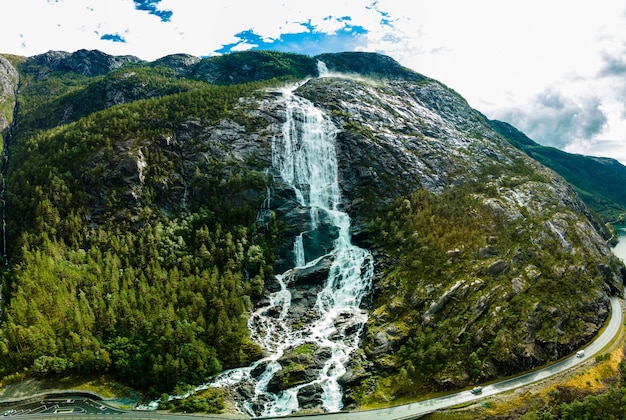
[
  {"left": 210, "top": 86, "right": 373, "bottom": 416},
  {"left": 317, "top": 60, "right": 329, "bottom": 77},
  {"left": 293, "top": 233, "right": 305, "bottom": 268}
]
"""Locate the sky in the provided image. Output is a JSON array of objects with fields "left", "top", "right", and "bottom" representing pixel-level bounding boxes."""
[{"left": 2, "top": 0, "right": 626, "bottom": 164}]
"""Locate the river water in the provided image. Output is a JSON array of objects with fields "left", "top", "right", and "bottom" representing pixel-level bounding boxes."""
[
  {"left": 209, "top": 87, "right": 373, "bottom": 417},
  {"left": 612, "top": 227, "right": 626, "bottom": 261}
]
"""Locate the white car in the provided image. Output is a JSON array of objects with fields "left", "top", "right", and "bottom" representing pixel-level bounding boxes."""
[{"left": 576, "top": 350, "right": 585, "bottom": 358}]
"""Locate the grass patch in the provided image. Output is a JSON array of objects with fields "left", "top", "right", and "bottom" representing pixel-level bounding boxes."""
[
  {"left": 56, "top": 375, "right": 135, "bottom": 399},
  {"left": 292, "top": 343, "right": 316, "bottom": 356}
]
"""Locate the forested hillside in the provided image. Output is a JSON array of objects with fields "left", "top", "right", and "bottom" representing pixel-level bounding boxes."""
[{"left": 0, "top": 51, "right": 302, "bottom": 393}]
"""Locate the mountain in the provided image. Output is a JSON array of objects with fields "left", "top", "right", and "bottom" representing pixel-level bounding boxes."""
[
  {"left": 487, "top": 118, "right": 626, "bottom": 225},
  {"left": 0, "top": 49, "right": 623, "bottom": 414}
]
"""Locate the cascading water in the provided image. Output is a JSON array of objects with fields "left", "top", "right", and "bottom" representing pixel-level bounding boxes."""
[{"left": 210, "top": 85, "right": 373, "bottom": 417}]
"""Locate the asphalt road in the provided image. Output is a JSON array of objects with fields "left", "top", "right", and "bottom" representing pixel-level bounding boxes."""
[
  {"left": 3, "top": 297, "right": 621, "bottom": 420},
  {"left": 1, "top": 396, "right": 125, "bottom": 416}
]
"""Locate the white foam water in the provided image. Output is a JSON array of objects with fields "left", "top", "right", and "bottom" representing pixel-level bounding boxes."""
[{"left": 210, "top": 84, "right": 373, "bottom": 417}]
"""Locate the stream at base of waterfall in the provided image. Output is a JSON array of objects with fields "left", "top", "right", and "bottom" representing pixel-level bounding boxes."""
[{"left": 208, "top": 85, "right": 374, "bottom": 417}]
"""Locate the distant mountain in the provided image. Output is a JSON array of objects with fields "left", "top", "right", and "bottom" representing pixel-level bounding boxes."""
[
  {"left": 0, "top": 49, "right": 624, "bottom": 414},
  {"left": 487, "top": 118, "right": 626, "bottom": 225},
  {"left": 22, "top": 48, "right": 143, "bottom": 77}
]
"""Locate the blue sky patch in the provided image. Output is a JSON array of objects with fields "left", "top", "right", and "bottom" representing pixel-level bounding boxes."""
[
  {"left": 133, "top": 0, "right": 173, "bottom": 22},
  {"left": 368, "top": 2, "right": 393, "bottom": 27},
  {"left": 216, "top": 23, "right": 368, "bottom": 56},
  {"left": 101, "top": 33, "right": 127, "bottom": 43}
]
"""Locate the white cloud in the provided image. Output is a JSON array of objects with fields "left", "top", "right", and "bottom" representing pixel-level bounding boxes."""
[
  {"left": 498, "top": 88, "right": 608, "bottom": 149},
  {"left": 566, "top": 139, "right": 626, "bottom": 164},
  {"left": 364, "top": 1, "right": 626, "bottom": 164},
  {"left": 2, "top": 0, "right": 626, "bottom": 163}
]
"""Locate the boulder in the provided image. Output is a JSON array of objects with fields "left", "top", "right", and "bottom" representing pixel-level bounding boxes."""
[{"left": 297, "top": 383, "right": 324, "bottom": 410}]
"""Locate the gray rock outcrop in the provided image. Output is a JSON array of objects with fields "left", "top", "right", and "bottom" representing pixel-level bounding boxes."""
[
  {"left": 0, "top": 55, "right": 19, "bottom": 131},
  {"left": 29, "top": 49, "right": 142, "bottom": 78}
]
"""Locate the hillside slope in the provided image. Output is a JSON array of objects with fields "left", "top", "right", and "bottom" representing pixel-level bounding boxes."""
[
  {"left": 0, "top": 50, "right": 623, "bottom": 413},
  {"left": 295, "top": 75, "right": 623, "bottom": 406}
]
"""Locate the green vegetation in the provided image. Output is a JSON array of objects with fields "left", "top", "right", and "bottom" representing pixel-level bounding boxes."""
[
  {"left": 354, "top": 162, "right": 615, "bottom": 404},
  {"left": 0, "top": 54, "right": 288, "bottom": 398},
  {"left": 13, "top": 66, "right": 208, "bottom": 140},
  {"left": 316, "top": 52, "right": 426, "bottom": 82},
  {"left": 192, "top": 50, "right": 317, "bottom": 84},
  {"left": 1, "top": 49, "right": 623, "bottom": 414},
  {"left": 158, "top": 385, "right": 225, "bottom": 413}
]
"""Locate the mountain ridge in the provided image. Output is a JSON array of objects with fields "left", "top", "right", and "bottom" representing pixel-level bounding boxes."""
[
  {"left": 5, "top": 48, "right": 624, "bottom": 227},
  {"left": 486, "top": 117, "right": 626, "bottom": 225}
]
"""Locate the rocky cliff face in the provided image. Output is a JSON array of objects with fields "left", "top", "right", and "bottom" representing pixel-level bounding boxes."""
[
  {"left": 291, "top": 74, "right": 623, "bottom": 403},
  {"left": 197, "top": 72, "right": 623, "bottom": 409},
  {"left": 298, "top": 76, "right": 611, "bottom": 236},
  {"left": 25, "top": 49, "right": 143, "bottom": 78},
  {"left": 0, "top": 55, "right": 19, "bottom": 132}
]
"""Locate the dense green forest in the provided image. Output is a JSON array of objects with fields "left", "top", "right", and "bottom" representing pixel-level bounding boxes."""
[{"left": 0, "top": 55, "right": 294, "bottom": 395}]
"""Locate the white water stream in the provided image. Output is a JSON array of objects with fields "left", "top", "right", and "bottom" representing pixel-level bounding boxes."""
[{"left": 210, "top": 86, "right": 373, "bottom": 416}]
